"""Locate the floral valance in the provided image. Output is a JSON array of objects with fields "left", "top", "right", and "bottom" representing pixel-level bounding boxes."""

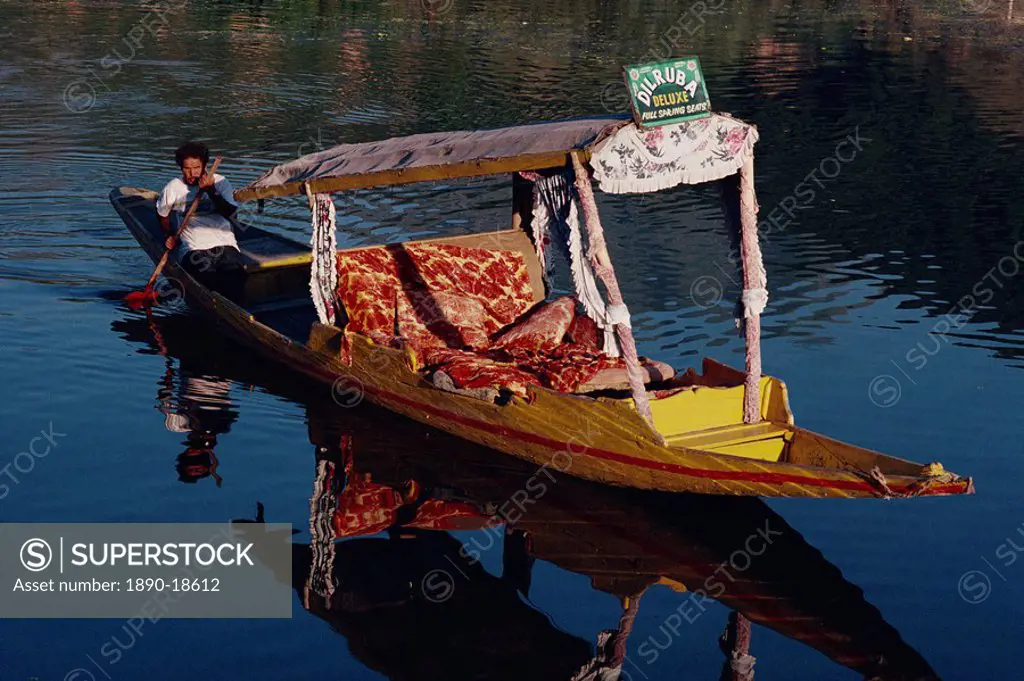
[{"left": 589, "top": 113, "right": 759, "bottom": 194}]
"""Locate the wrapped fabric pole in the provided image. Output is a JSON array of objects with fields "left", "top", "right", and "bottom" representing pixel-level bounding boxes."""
[
  {"left": 570, "top": 151, "right": 658, "bottom": 435},
  {"left": 738, "top": 157, "right": 767, "bottom": 424},
  {"left": 306, "top": 185, "right": 339, "bottom": 325}
]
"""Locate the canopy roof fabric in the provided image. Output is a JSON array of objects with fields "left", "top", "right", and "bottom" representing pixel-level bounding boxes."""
[
  {"left": 590, "top": 113, "right": 759, "bottom": 194},
  {"left": 235, "top": 116, "right": 630, "bottom": 202},
  {"left": 235, "top": 113, "right": 758, "bottom": 202}
]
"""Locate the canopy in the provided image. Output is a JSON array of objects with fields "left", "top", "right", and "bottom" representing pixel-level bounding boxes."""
[
  {"left": 235, "top": 116, "right": 629, "bottom": 202},
  {"left": 589, "top": 112, "right": 759, "bottom": 193},
  {"left": 256, "top": 109, "right": 765, "bottom": 431},
  {"left": 235, "top": 113, "right": 758, "bottom": 202}
]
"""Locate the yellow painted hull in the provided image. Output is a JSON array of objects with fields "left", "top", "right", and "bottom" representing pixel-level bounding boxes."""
[{"left": 112, "top": 188, "right": 973, "bottom": 500}]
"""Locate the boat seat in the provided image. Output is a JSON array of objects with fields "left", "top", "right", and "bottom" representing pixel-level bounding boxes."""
[
  {"left": 334, "top": 242, "right": 675, "bottom": 397},
  {"left": 666, "top": 422, "right": 793, "bottom": 461},
  {"left": 235, "top": 230, "right": 311, "bottom": 273},
  {"left": 576, "top": 361, "right": 675, "bottom": 392}
]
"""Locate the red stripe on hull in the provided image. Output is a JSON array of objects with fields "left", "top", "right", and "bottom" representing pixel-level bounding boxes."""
[{"left": 346, "top": 381, "right": 967, "bottom": 497}]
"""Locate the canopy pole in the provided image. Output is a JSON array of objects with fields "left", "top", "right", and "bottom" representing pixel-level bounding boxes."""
[
  {"left": 511, "top": 172, "right": 533, "bottom": 233},
  {"left": 570, "top": 151, "right": 658, "bottom": 435},
  {"left": 306, "top": 184, "right": 339, "bottom": 326},
  {"left": 738, "top": 157, "right": 766, "bottom": 424}
]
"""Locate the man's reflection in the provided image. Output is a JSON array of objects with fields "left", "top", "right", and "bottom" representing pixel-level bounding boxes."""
[{"left": 149, "top": 310, "right": 238, "bottom": 486}]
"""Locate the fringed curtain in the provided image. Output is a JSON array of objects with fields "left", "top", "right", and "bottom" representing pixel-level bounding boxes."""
[
  {"left": 527, "top": 170, "right": 620, "bottom": 357},
  {"left": 522, "top": 159, "right": 659, "bottom": 433},
  {"left": 308, "top": 190, "right": 338, "bottom": 325},
  {"left": 589, "top": 113, "right": 759, "bottom": 195}
]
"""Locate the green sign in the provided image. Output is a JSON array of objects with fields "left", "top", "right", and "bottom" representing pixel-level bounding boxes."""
[{"left": 623, "top": 57, "right": 711, "bottom": 128}]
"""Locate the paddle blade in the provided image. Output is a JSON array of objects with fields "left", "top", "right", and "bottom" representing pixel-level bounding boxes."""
[{"left": 124, "top": 288, "right": 158, "bottom": 309}]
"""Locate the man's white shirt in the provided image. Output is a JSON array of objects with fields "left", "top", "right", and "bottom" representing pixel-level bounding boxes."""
[{"left": 156, "top": 174, "right": 240, "bottom": 258}]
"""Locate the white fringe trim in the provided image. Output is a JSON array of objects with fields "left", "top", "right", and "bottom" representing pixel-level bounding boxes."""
[
  {"left": 531, "top": 172, "right": 622, "bottom": 357},
  {"left": 309, "top": 193, "right": 338, "bottom": 325},
  {"left": 742, "top": 287, "right": 768, "bottom": 318}
]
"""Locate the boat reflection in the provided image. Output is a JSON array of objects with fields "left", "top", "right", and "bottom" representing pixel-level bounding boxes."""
[
  {"left": 113, "top": 310, "right": 941, "bottom": 681},
  {"left": 291, "top": 401, "right": 941, "bottom": 681}
]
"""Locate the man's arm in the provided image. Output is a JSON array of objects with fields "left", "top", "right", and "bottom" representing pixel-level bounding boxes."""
[
  {"left": 155, "top": 181, "right": 178, "bottom": 248},
  {"left": 207, "top": 189, "right": 237, "bottom": 219},
  {"left": 199, "top": 174, "right": 237, "bottom": 220}
]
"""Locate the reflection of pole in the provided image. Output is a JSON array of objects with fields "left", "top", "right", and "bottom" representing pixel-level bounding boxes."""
[
  {"left": 1010, "top": 0, "right": 1015, "bottom": 22},
  {"left": 501, "top": 529, "right": 534, "bottom": 597},
  {"left": 609, "top": 593, "right": 642, "bottom": 666},
  {"left": 719, "top": 612, "right": 755, "bottom": 681},
  {"left": 570, "top": 589, "right": 645, "bottom": 681}
]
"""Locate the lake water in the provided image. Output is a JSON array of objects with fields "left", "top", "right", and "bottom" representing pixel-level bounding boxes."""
[{"left": 1, "top": 0, "right": 1023, "bottom": 679}]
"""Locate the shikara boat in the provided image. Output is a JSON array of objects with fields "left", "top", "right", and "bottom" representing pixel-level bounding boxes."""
[{"left": 111, "top": 112, "right": 973, "bottom": 499}]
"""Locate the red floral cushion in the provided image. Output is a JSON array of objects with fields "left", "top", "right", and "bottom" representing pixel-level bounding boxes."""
[
  {"left": 492, "top": 296, "right": 576, "bottom": 352},
  {"left": 429, "top": 348, "right": 542, "bottom": 398},
  {"left": 335, "top": 243, "right": 670, "bottom": 396},
  {"left": 396, "top": 291, "right": 493, "bottom": 350},
  {"left": 494, "top": 344, "right": 621, "bottom": 393},
  {"left": 565, "top": 313, "right": 601, "bottom": 351},
  {"left": 336, "top": 242, "right": 535, "bottom": 350}
]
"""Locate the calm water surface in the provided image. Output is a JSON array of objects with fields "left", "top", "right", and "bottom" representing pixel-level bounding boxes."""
[{"left": 2, "top": 0, "right": 1023, "bottom": 679}]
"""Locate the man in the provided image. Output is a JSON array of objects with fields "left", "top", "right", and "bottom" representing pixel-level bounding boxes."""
[{"left": 156, "top": 141, "right": 245, "bottom": 299}]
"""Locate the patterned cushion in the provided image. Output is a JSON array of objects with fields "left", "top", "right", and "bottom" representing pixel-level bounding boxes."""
[
  {"left": 428, "top": 348, "right": 543, "bottom": 398},
  {"left": 396, "top": 291, "right": 493, "bottom": 350},
  {"left": 565, "top": 312, "right": 601, "bottom": 351},
  {"left": 336, "top": 242, "right": 535, "bottom": 349},
  {"left": 496, "top": 344, "right": 622, "bottom": 393},
  {"left": 335, "top": 242, "right": 670, "bottom": 396},
  {"left": 492, "top": 296, "right": 576, "bottom": 352}
]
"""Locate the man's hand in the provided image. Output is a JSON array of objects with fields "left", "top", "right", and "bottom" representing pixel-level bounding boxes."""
[
  {"left": 198, "top": 172, "right": 217, "bottom": 195},
  {"left": 165, "top": 235, "right": 180, "bottom": 250}
]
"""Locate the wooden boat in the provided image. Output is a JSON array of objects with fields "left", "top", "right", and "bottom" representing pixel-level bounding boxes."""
[{"left": 111, "top": 113, "right": 973, "bottom": 499}]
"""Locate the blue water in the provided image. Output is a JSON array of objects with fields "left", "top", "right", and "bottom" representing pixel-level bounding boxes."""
[{"left": 2, "top": 1, "right": 1024, "bottom": 679}]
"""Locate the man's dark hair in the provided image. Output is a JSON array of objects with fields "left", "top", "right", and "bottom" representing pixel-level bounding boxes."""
[{"left": 175, "top": 141, "right": 210, "bottom": 168}]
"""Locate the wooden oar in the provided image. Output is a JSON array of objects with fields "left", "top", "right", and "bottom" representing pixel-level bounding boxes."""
[{"left": 125, "top": 156, "right": 222, "bottom": 308}]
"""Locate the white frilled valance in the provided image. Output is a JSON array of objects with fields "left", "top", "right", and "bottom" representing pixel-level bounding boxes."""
[
  {"left": 529, "top": 171, "right": 621, "bottom": 357},
  {"left": 308, "top": 192, "right": 338, "bottom": 325},
  {"left": 589, "top": 113, "right": 759, "bottom": 194}
]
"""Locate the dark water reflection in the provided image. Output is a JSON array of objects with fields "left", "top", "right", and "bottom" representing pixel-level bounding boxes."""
[
  {"left": 115, "top": 311, "right": 939, "bottom": 681},
  {"left": 2, "top": 0, "right": 1024, "bottom": 679}
]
